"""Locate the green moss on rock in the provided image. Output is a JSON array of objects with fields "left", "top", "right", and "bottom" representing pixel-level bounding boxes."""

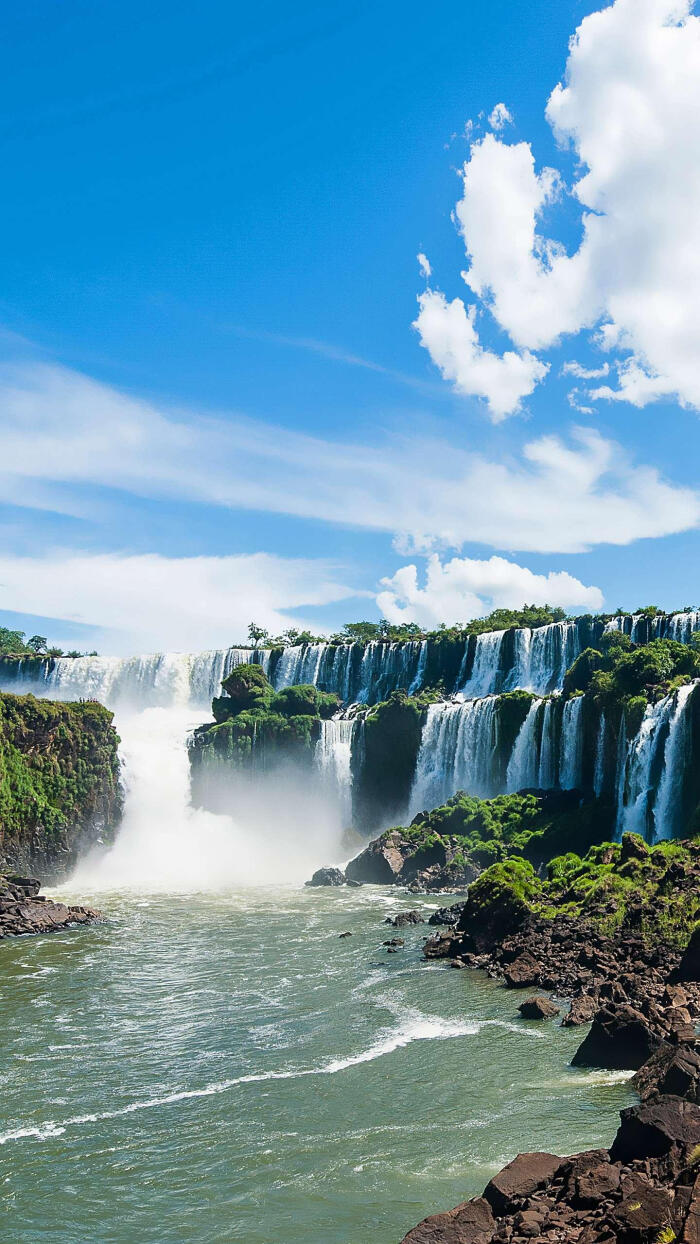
[{"left": 0, "top": 691, "right": 122, "bottom": 878}]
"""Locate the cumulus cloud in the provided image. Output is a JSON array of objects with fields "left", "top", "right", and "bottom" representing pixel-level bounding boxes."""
[
  {"left": 488, "top": 102, "right": 513, "bottom": 131},
  {"left": 413, "top": 290, "right": 549, "bottom": 420},
  {"left": 377, "top": 554, "right": 603, "bottom": 627},
  {"left": 417, "top": 252, "right": 432, "bottom": 279},
  {"left": 420, "top": 0, "right": 700, "bottom": 412},
  {"left": 0, "top": 551, "right": 357, "bottom": 654},
  {"left": 0, "top": 360, "right": 697, "bottom": 555}
]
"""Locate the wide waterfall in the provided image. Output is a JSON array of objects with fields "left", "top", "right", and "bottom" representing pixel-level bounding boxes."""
[{"left": 0, "top": 650, "right": 350, "bottom": 887}]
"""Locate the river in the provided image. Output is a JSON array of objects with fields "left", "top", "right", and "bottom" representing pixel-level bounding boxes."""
[{"left": 1, "top": 884, "right": 634, "bottom": 1244}]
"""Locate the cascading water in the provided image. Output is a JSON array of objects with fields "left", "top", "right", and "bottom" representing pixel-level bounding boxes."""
[
  {"left": 460, "top": 631, "right": 506, "bottom": 697},
  {"left": 0, "top": 649, "right": 348, "bottom": 888},
  {"left": 314, "top": 717, "right": 355, "bottom": 827},
  {"left": 410, "top": 698, "right": 499, "bottom": 815},
  {"left": 505, "top": 700, "right": 542, "bottom": 792},
  {"left": 650, "top": 682, "right": 697, "bottom": 842},
  {"left": 559, "top": 697, "right": 584, "bottom": 790},
  {"left": 615, "top": 695, "right": 675, "bottom": 842},
  {"left": 593, "top": 712, "right": 607, "bottom": 798}
]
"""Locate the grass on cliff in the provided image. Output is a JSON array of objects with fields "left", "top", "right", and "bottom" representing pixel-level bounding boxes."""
[
  {"left": 0, "top": 691, "right": 121, "bottom": 857},
  {"left": 468, "top": 836, "right": 700, "bottom": 948}
]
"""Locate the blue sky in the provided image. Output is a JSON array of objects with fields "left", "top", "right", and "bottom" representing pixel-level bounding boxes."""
[{"left": 1, "top": 0, "right": 699, "bottom": 652}]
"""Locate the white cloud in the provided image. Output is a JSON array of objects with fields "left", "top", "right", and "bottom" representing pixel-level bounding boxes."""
[
  {"left": 488, "top": 102, "right": 513, "bottom": 131},
  {"left": 0, "top": 551, "right": 357, "bottom": 654},
  {"left": 424, "top": 0, "right": 700, "bottom": 411},
  {"left": 413, "top": 289, "right": 549, "bottom": 420},
  {"left": 561, "top": 361, "right": 610, "bottom": 380},
  {"left": 417, "top": 252, "right": 432, "bottom": 279},
  {"left": 0, "top": 361, "right": 697, "bottom": 555},
  {"left": 377, "top": 554, "right": 603, "bottom": 627}
]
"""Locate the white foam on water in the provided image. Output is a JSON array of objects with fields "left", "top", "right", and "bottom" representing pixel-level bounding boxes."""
[{"left": 0, "top": 1007, "right": 485, "bottom": 1146}]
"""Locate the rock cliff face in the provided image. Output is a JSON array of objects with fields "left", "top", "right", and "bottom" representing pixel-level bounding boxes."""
[{"left": 0, "top": 691, "right": 122, "bottom": 878}]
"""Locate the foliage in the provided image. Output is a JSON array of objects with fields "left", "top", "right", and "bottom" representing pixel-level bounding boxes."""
[
  {"left": 0, "top": 691, "right": 121, "bottom": 870},
  {"left": 0, "top": 627, "right": 96, "bottom": 658}
]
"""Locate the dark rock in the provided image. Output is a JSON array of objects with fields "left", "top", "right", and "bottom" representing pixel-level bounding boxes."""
[
  {"left": 620, "top": 831, "right": 650, "bottom": 862},
  {"left": 429, "top": 903, "right": 467, "bottom": 927},
  {"left": 572, "top": 1004, "right": 664, "bottom": 1070},
  {"left": 399, "top": 1196, "right": 494, "bottom": 1243},
  {"left": 484, "top": 1152, "right": 562, "bottom": 1215},
  {"left": 306, "top": 867, "right": 345, "bottom": 887},
  {"left": 518, "top": 996, "right": 560, "bottom": 1020},
  {"left": 672, "top": 927, "right": 700, "bottom": 983},
  {"left": 345, "top": 833, "right": 407, "bottom": 885},
  {"left": 611, "top": 1171, "right": 673, "bottom": 1235},
  {"left": 345, "top": 879, "right": 363, "bottom": 888},
  {"left": 338, "top": 931, "right": 352, "bottom": 939},
  {"left": 503, "top": 951, "right": 541, "bottom": 989},
  {"left": 385, "top": 910, "right": 425, "bottom": 928},
  {"left": 562, "top": 993, "right": 598, "bottom": 1027},
  {"left": 572, "top": 1161, "right": 621, "bottom": 1207},
  {"left": 610, "top": 1097, "right": 700, "bottom": 1164}
]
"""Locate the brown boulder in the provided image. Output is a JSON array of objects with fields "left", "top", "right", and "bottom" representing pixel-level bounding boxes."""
[
  {"left": 504, "top": 952, "right": 541, "bottom": 989},
  {"left": 610, "top": 1097, "right": 700, "bottom": 1164},
  {"left": 562, "top": 994, "right": 597, "bottom": 1027},
  {"left": 484, "top": 1152, "right": 562, "bottom": 1215},
  {"left": 518, "top": 996, "right": 560, "bottom": 1020},
  {"left": 571, "top": 1004, "right": 664, "bottom": 1070},
  {"left": 399, "top": 1197, "right": 494, "bottom": 1243}
]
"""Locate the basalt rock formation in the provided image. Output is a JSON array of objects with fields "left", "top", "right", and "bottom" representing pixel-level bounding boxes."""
[{"left": 0, "top": 873, "right": 100, "bottom": 938}]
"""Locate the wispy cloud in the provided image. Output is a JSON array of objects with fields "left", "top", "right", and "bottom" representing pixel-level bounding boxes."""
[{"left": 0, "top": 360, "right": 697, "bottom": 557}]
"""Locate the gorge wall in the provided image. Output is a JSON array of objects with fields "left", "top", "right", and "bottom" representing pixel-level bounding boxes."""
[{"left": 0, "top": 690, "right": 122, "bottom": 878}]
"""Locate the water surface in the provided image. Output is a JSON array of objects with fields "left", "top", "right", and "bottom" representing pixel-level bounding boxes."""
[{"left": 1, "top": 886, "right": 634, "bottom": 1243}]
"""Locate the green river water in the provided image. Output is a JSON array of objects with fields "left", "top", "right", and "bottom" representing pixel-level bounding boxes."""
[{"left": 1, "top": 885, "right": 635, "bottom": 1243}]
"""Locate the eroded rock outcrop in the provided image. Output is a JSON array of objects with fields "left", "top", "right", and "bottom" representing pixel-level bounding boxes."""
[{"left": 0, "top": 874, "right": 100, "bottom": 938}]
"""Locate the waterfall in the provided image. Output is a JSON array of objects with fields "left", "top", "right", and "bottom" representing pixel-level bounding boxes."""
[
  {"left": 314, "top": 717, "right": 354, "bottom": 826},
  {"left": 410, "top": 697, "right": 499, "bottom": 814},
  {"left": 269, "top": 640, "right": 426, "bottom": 704},
  {"left": 460, "top": 631, "right": 506, "bottom": 697},
  {"left": 0, "top": 649, "right": 347, "bottom": 889},
  {"left": 559, "top": 697, "right": 584, "bottom": 790},
  {"left": 506, "top": 700, "right": 542, "bottom": 792},
  {"left": 506, "top": 622, "right": 581, "bottom": 694},
  {"left": 616, "top": 696, "right": 674, "bottom": 841},
  {"left": 668, "top": 611, "right": 700, "bottom": 643},
  {"left": 651, "top": 682, "right": 697, "bottom": 842},
  {"left": 593, "top": 712, "right": 607, "bottom": 797}
]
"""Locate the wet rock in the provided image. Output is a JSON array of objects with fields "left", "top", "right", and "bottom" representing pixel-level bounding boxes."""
[
  {"left": 610, "top": 1097, "right": 700, "bottom": 1164},
  {"left": 572, "top": 1003, "right": 664, "bottom": 1070},
  {"left": 620, "top": 831, "right": 650, "bottom": 862},
  {"left": 0, "top": 874, "right": 99, "bottom": 938},
  {"left": 484, "top": 1152, "right": 562, "bottom": 1215},
  {"left": 385, "top": 910, "right": 425, "bottom": 928},
  {"left": 429, "top": 903, "right": 467, "bottom": 927},
  {"left": 518, "top": 996, "right": 560, "bottom": 1020},
  {"left": 338, "top": 931, "right": 352, "bottom": 939},
  {"left": 306, "top": 867, "right": 345, "bottom": 887},
  {"left": 345, "top": 833, "right": 407, "bottom": 885},
  {"left": 399, "top": 1196, "right": 494, "bottom": 1243}
]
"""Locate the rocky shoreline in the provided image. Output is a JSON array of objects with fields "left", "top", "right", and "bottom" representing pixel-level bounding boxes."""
[
  {"left": 0, "top": 874, "right": 100, "bottom": 938},
  {"left": 397, "top": 836, "right": 700, "bottom": 1242}
]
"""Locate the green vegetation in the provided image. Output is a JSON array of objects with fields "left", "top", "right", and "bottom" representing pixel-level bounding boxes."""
[
  {"left": 191, "top": 664, "right": 340, "bottom": 776},
  {"left": 473, "top": 834, "right": 700, "bottom": 947},
  {"left": 381, "top": 788, "right": 614, "bottom": 876},
  {"left": 0, "top": 691, "right": 122, "bottom": 875},
  {"left": 351, "top": 689, "right": 434, "bottom": 832},
  {"left": 0, "top": 627, "right": 97, "bottom": 659}
]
